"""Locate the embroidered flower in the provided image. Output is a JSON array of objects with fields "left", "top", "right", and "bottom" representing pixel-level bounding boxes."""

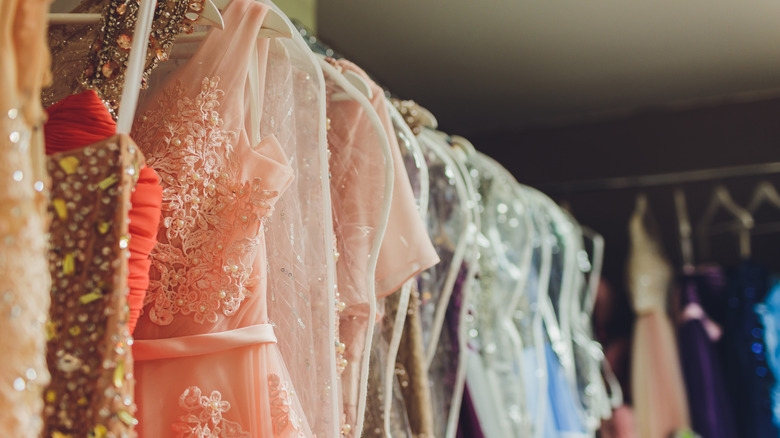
[
  {"left": 172, "top": 386, "right": 248, "bottom": 438},
  {"left": 267, "top": 374, "right": 306, "bottom": 437}
]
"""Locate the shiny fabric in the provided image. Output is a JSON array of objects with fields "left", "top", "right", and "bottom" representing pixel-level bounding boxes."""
[
  {"left": 0, "top": 1, "right": 52, "bottom": 435},
  {"left": 44, "top": 0, "right": 192, "bottom": 115},
  {"left": 44, "top": 90, "right": 162, "bottom": 334},
  {"left": 43, "top": 135, "right": 141, "bottom": 437},
  {"left": 677, "top": 270, "right": 737, "bottom": 438}
]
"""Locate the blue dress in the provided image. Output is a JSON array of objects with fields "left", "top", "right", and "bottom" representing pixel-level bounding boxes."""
[
  {"left": 720, "top": 261, "right": 779, "bottom": 437},
  {"left": 756, "top": 276, "right": 780, "bottom": 429},
  {"left": 522, "top": 343, "right": 588, "bottom": 437}
]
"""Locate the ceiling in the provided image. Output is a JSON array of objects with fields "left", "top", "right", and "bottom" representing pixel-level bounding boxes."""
[{"left": 318, "top": 0, "right": 780, "bottom": 134}]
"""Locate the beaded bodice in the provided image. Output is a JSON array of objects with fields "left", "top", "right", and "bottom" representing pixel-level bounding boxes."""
[{"left": 45, "top": 0, "right": 201, "bottom": 114}]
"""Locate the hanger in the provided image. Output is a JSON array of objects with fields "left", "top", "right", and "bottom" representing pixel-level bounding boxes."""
[
  {"left": 696, "top": 185, "right": 754, "bottom": 261},
  {"left": 748, "top": 181, "right": 780, "bottom": 213},
  {"left": 391, "top": 99, "right": 438, "bottom": 133},
  {"left": 176, "top": 0, "right": 293, "bottom": 41},
  {"left": 50, "top": 1, "right": 294, "bottom": 39},
  {"left": 48, "top": 0, "right": 225, "bottom": 29},
  {"left": 674, "top": 188, "right": 696, "bottom": 273},
  {"left": 313, "top": 54, "right": 372, "bottom": 101},
  {"left": 115, "top": 0, "right": 156, "bottom": 134},
  {"left": 381, "top": 279, "right": 413, "bottom": 437},
  {"left": 450, "top": 134, "right": 477, "bottom": 155},
  {"left": 319, "top": 57, "right": 394, "bottom": 438},
  {"left": 745, "top": 181, "right": 780, "bottom": 236}
]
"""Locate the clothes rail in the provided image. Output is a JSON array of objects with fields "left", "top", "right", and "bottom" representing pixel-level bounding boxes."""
[{"left": 538, "top": 161, "right": 780, "bottom": 195}]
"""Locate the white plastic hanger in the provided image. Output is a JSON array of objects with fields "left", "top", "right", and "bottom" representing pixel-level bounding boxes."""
[
  {"left": 115, "top": 0, "right": 156, "bottom": 134},
  {"left": 745, "top": 181, "right": 780, "bottom": 236},
  {"left": 247, "top": 40, "right": 263, "bottom": 146},
  {"left": 315, "top": 54, "right": 372, "bottom": 101},
  {"left": 381, "top": 278, "right": 412, "bottom": 438},
  {"left": 319, "top": 57, "right": 394, "bottom": 438},
  {"left": 48, "top": 0, "right": 225, "bottom": 29},
  {"left": 748, "top": 181, "right": 780, "bottom": 213},
  {"left": 176, "top": 0, "right": 294, "bottom": 41},
  {"left": 50, "top": 1, "right": 293, "bottom": 40},
  {"left": 450, "top": 134, "right": 477, "bottom": 155},
  {"left": 696, "top": 185, "right": 754, "bottom": 260},
  {"left": 674, "top": 189, "right": 696, "bottom": 273}
]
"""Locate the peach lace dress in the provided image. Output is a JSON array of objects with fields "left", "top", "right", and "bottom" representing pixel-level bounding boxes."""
[{"left": 130, "top": 0, "right": 311, "bottom": 436}]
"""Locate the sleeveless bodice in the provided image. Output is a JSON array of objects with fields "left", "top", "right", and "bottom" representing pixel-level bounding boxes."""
[{"left": 132, "top": 0, "right": 293, "bottom": 339}]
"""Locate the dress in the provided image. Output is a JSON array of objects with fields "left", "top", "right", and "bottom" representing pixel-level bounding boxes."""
[
  {"left": 0, "top": 2, "right": 52, "bottom": 436},
  {"left": 720, "top": 261, "right": 778, "bottom": 438},
  {"left": 363, "top": 107, "right": 433, "bottom": 438},
  {"left": 43, "top": 132, "right": 144, "bottom": 437},
  {"left": 45, "top": 0, "right": 196, "bottom": 114},
  {"left": 326, "top": 60, "right": 439, "bottom": 435},
  {"left": 416, "top": 129, "right": 476, "bottom": 438},
  {"left": 677, "top": 270, "right": 736, "bottom": 438},
  {"left": 627, "top": 200, "right": 691, "bottom": 438},
  {"left": 757, "top": 277, "right": 780, "bottom": 429},
  {"left": 131, "top": 1, "right": 311, "bottom": 436},
  {"left": 44, "top": 90, "right": 162, "bottom": 334}
]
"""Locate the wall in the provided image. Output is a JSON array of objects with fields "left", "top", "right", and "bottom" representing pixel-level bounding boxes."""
[{"left": 466, "top": 97, "right": 780, "bottom": 293}]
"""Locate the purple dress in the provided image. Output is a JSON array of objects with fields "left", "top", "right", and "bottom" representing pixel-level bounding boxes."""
[{"left": 677, "top": 269, "right": 737, "bottom": 438}]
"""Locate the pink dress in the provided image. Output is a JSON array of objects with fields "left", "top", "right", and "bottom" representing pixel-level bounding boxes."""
[
  {"left": 131, "top": 1, "right": 311, "bottom": 436},
  {"left": 326, "top": 60, "right": 440, "bottom": 435}
]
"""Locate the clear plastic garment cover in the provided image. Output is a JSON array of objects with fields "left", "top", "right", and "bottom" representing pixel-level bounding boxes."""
[
  {"left": 255, "top": 7, "right": 340, "bottom": 438},
  {"left": 362, "top": 102, "right": 431, "bottom": 437},
  {"left": 416, "top": 129, "right": 479, "bottom": 438},
  {"left": 461, "top": 148, "right": 536, "bottom": 438},
  {"left": 320, "top": 58, "right": 394, "bottom": 437}
]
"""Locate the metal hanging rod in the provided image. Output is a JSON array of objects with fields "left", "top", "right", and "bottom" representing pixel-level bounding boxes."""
[{"left": 538, "top": 161, "right": 780, "bottom": 195}]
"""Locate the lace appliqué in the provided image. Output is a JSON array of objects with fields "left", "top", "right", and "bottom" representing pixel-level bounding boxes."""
[
  {"left": 268, "top": 374, "right": 306, "bottom": 437},
  {"left": 133, "top": 77, "right": 279, "bottom": 325},
  {"left": 172, "top": 386, "right": 249, "bottom": 438}
]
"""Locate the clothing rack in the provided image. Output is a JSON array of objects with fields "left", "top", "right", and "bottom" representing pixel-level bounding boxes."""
[{"left": 538, "top": 161, "right": 780, "bottom": 195}]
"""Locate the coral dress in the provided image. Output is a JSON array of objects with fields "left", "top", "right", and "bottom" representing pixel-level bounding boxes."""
[
  {"left": 131, "top": 0, "right": 311, "bottom": 436},
  {"left": 45, "top": 90, "right": 162, "bottom": 334}
]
